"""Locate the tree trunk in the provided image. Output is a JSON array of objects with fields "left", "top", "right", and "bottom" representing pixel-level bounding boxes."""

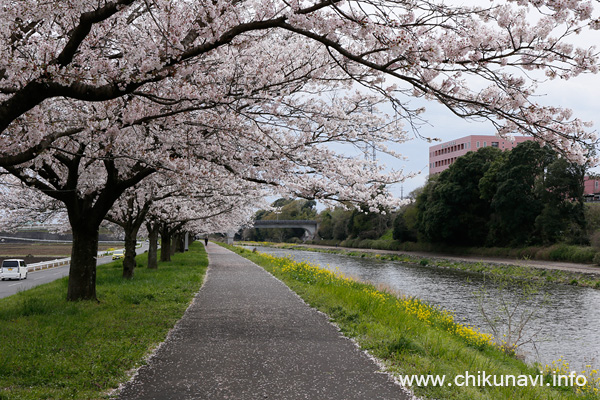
[
  {"left": 160, "top": 225, "right": 171, "bottom": 262},
  {"left": 171, "top": 232, "right": 178, "bottom": 255},
  {"left": 174, "top": 233, "right": 185, "bottom": 253},
  {"left": 67, "top": 225, "right": 100, "bottom": 301},
  {"left": 147, "top": 222, "right": 159, "bottom": 269},
  {"left": 122, "top": 226, "right": 138, "bottom": 279}
]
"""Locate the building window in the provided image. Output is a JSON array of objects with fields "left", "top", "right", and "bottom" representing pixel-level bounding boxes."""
[
  {"left": 483, "top": 141, "right": 487, "bottom": 147},
  {"left": 476, "top": 141, "right": 480, "bottom": 148},
  {"left": 491, "top": 142, "right": 499, "bottom": 148},
  {"left": 595, "top": 181, "right": 599, "bottom": 190}
]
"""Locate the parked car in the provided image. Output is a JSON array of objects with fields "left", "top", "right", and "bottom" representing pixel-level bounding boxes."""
[
  {"left": 1, "top": 259, "right": 28, "bottom": 280},
  {"left": 112, "top": 252, "right": 124, "bottom": 260}
]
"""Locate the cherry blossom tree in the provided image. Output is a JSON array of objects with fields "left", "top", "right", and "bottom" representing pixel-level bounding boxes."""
[
  {"left": 106, "top": 170, "right": 265, "bottom": 276},
  {"left": 3, "top": 135, "right": 155, "bottom": 300},
  {"left": 0, "top": 38, "right": 407, "bottom": 300},
  {"left": 148, "top": 191, "right": 260, "bottom": 262},
  {"left": 1, "top": 0, "right": 599, "bottom": 166},
  {"left": 2, "top": 0, "right": 600, "bottom": 302},
  {"left": 104, "top": 182, "right": 168, "bottom": 279}
]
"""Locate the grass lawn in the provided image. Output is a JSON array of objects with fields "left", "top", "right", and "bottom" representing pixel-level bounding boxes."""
[
  {"left": 229, "top": 244, "right": 599, "bottom": 400},
  {"left": 0, "top": 242, "right": 207, "bottom": 400}
]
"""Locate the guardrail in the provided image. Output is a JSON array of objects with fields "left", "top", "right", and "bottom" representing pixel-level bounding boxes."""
[
  {"left": 27, "top": 258, "right": 71, "bottom": 272},
  {"left": 24, "top": 247, "right": 129, "bottom": 272}
]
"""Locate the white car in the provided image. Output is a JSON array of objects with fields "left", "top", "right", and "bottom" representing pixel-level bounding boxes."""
[{"left": 1, "top": 259, "right": 28, "bottom": 280}]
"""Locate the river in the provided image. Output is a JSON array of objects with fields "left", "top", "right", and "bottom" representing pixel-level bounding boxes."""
[{"left": 246, "top": 245, "right": 600, "bottom": 370}]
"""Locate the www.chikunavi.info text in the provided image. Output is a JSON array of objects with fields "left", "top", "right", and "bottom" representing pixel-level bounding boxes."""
[{"left": 397, "top": 371, "right": 588, "bottom": 388}]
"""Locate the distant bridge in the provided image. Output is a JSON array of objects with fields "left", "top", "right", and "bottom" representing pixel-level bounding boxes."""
[
  {"left": 253, "top": 220, "right": 319, "bottom": 240},
  {"left": 226, "top": 220, "right": 319, "bottom": 243}
]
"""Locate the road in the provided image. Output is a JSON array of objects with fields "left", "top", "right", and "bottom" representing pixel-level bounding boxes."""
[{"left": 0, "top": 244, "right": 149, "bottom": 299}]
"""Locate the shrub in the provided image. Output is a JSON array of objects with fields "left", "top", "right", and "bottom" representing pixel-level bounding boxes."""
[
  {"left": 590, "top": 231, "right": 600, "bottom": 249},
  {"left": 547, "top": 244, "right": 596, "bottom": 263},
  {"left": 571, "top": 247, "right": 596, "bottom": 263},
  {"left": 369, "top": 240, "right": 401, "bottom": 251},
  {"left": 358, "top": 239, "right": 375, "bottom": 248},
  {"left": 548, "top": 244, "right": 573, "bottom": 261}
]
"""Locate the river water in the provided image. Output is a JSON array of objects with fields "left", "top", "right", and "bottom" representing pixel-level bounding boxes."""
[{"left": 246, "top": 246, "right": 600, "bottom": 370}]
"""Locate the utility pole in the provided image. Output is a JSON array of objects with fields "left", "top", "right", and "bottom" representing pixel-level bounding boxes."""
[{"left": 363, "top": 106, "right": 377, "bottom": 166}]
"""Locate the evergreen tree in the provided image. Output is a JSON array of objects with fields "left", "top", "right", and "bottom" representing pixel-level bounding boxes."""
[
  {"left": 417, "top": 141, "right": 586, "bottom": 247},
  {"left": 417, "top": 147, "right": 502, "bottom": 246}
]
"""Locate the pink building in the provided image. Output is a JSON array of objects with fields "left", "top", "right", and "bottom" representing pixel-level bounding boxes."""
[
  {"left": 584, "top": 176, "right": 600, "bottom": 196},
  {"left": 428, "top": 135, "right": 531, "bottom": 175}
]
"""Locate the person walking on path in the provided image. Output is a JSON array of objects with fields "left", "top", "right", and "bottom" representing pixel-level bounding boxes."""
[
  {"left": 118, "top": 244, "right": 412, "bottom": 400},
  {"left": 204, "top": 236, "right": 208, "bottom": 246}
]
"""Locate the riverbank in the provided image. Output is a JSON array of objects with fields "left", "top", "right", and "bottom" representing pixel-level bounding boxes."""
[
  {"left": 229, "top": 244, "right": 600, "bottom": 399},
  {"left": 242, "top": 242, "right": 600, "bottom": 289},
  {"left": 0, "top": 243, "right": 207, "bottom": 400}
]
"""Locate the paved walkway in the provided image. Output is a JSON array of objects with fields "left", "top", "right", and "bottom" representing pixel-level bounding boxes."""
[{"left": 118, "top": 244, "right": 412, "bottom": 400}]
